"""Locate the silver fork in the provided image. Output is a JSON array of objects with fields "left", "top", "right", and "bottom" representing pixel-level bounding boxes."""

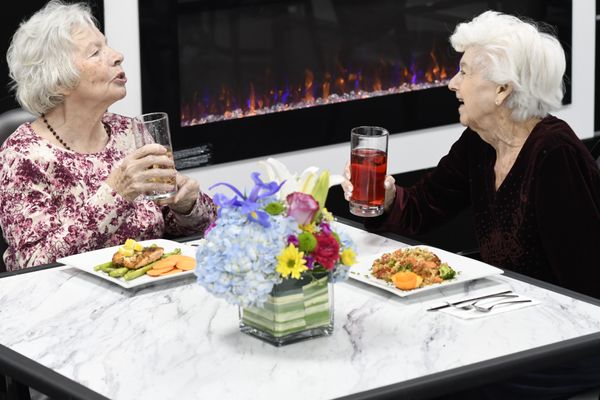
[
  {"left": 445, "top": 301, "right": 475, "bottom": 311},
  {"left": 445, "top": 294, "right": 519, "bottom": 311},
  {"left": 472, "top": 299, "right": 532, "bottom": 313}
]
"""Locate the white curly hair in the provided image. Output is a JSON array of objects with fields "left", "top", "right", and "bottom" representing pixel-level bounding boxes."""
[{"left": 450, "top": 10, "right": 566, "bottom": 122}]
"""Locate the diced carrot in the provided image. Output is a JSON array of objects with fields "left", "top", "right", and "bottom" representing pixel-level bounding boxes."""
[{"left": 391, "top": 271, "right": 423, "bottom": 290}]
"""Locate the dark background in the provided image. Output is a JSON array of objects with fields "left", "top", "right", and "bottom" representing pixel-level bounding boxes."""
[
  {"left": 140, "top": 0, "right": 573, "bottom": 165},
  {"left": 0, "top": 2, "right": 45, "bottom": 112},
  {"left": 0, "top": 0, "right": 104, "bottom": 113}
]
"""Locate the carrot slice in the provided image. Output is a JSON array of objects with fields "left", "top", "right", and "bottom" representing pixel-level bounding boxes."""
[
  {"left": 391, "top": 271, "right": 423, "bottom": 290},
  {"left": 145, "top": 255, "right": 194, "bottom": 277},
  {"left": 151, "top": 256, "right": 177, "bottom": 271},
  {"left": 172, "top": 255, "right": 196, "bottom": 270},
  {"left": 147, "top": 266, "right": 174, "bottom": 276},
  {"left": 161, "top": 268, "right": 183, "bottom": 276},
  {"left": 151, "top": 264, "right": 175, "bottom": 273}
]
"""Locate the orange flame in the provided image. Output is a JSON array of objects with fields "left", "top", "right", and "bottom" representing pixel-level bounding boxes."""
[
  {"left": 248, "top": 83, "right": 256, "bottom": 114},
  {"left": 182, "top": 46, "right": 457, "bottom": 125},
  {"left": 304, "top": 69, "right": 314, "bottom": 103},
  {"left": 322, "top": 72, "right": 331, "bottom": 99}
]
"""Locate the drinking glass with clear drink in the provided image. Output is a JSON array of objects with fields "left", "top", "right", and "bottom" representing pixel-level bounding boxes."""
[
  {"left": 349, "top": 126, "right": 388, "bottom": 217},
  {"left": 133, "top": 112, "right": 177, "bottom": 201}
]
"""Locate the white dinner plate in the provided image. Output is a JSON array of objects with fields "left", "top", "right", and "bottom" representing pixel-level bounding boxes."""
[
  {"left": 57, "top": 239, "right": 197, "bottom": 289},
  {"left": 349, "top": 245, "right": 503, "bottom": 297}
]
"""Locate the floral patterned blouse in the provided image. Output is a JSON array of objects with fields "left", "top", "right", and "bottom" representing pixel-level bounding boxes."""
[{"left": 0, "top": 112, "right": 216, "bottom": 271}]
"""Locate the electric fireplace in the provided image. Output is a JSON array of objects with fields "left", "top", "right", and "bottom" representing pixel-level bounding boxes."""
[{"left": 139, "top": 0, "right": 572, "bottom": 168}]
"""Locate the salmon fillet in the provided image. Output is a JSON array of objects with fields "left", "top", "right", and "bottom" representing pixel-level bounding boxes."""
[{"left": 112, "top": 246, "right": 165, "bottom": 269}]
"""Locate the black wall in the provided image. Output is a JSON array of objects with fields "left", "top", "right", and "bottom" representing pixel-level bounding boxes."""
[
  {"left": 0, "top": 0, "right": 104, "bottom": 113},
  {"left": 0, "top": 1, "right": 43, "bottom": 112},
  {"left": 596, "top": 0, "right": 600, "bottom": 132}
]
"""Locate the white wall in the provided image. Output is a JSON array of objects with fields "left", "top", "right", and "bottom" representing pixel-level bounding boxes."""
[{"left": 105, "top": 1, "right": 595, "bottom": 191}]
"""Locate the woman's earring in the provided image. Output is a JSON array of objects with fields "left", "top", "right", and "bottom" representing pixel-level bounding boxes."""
[{"left": 495, "top": 100, "right": 500, "bottom": 106}]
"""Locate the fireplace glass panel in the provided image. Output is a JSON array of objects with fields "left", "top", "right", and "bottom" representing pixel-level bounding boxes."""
[
  {"left": 179, "top": 1, "right": 456, "bottom": 126},
  {"left": 139, "top": 1, "right": 572, "bottom": 167}
]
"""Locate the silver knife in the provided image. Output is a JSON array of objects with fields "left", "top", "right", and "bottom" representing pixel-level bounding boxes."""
[{"left": 426, "top": 290, "right": 513, "bottom": 311}]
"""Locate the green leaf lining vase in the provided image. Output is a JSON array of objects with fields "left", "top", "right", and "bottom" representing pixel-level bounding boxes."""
[{"left": 239, "top": 271, "right": 334, "bottom": 346}]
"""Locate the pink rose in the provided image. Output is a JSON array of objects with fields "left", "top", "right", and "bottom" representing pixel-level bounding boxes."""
[{"left": 286, "top": 192, "right": 319, "bottom": 225}]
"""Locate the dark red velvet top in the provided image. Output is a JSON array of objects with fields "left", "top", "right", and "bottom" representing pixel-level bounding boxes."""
[{"left": 366, "top": 115, "right": 600, "bottom": 298}]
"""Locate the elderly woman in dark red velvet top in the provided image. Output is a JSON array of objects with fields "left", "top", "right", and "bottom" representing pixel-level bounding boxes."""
[
  {"left": 343, "top": 10, "right": 600, "bottom": 400},
  {"left": 343, "top": 10, "right": 600, "bottom": 299}
]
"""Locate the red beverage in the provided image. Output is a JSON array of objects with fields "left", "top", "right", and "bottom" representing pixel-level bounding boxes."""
[{"left": 350, "top": 148, "right": 387, "bottom": 206}]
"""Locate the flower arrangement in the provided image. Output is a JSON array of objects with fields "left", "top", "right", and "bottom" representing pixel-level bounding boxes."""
[{"left": 194, "top": 159, "right": 357, "bottom": 308}]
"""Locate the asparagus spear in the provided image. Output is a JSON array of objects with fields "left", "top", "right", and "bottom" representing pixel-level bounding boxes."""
[
  {"left": 109, "top": 267, "right": 129, "bottom": 278},
  {"left": 93, "top": 261, "right": 113, "bottom": 271},
  {"left": 123, "top": 264, "right": 154, "bottom": 281}
]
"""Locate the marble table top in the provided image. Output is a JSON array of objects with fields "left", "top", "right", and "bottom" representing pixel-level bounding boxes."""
[{"left": 1, "top": 223, "right": 599, "bottom": 400}]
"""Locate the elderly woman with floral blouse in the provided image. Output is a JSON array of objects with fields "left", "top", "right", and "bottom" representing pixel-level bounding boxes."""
[{"left": 0, "top": 1, "right": 216, "bottom": 270}]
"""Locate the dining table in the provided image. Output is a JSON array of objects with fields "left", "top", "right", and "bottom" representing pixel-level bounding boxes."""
[{"left": 1, "top": 217, "right": 599, "bottom": 400}]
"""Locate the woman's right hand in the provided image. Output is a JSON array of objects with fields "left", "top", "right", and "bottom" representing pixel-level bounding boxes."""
[
  {"left": 106, "top": 144, "right": 176, "bottom": 202},
  {"left": 341, "top": 162, "right": 397, "bottom": 213}
]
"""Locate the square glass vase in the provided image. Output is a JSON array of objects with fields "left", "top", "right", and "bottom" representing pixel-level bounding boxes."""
[{"left": 239, "top": 271, "right": 334, "bottom": 346}]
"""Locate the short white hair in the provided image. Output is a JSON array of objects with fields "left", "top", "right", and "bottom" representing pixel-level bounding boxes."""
[
  {"left": 6, "top": 1, "right": 98, "bottom": 115},
  {"left": 450, "top": 10, "right": 566, "bottom": 122}
]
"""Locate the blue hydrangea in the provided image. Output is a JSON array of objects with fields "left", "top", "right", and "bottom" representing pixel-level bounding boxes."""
[
  {"left": 195, "top": 204, "right": 300, "bottom": 307},
  {"left": 331, "top": 224, "right": 357, "bottom": 283}
]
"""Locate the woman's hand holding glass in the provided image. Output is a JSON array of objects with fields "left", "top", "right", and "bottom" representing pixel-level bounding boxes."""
[
  {"left": 342, "top": 162, "right": 397, "bottom": 214},
  {"left": 157, "top": 172, "right": 199, "bottom": 214},
  {"left": 106, "top": 143, "right": 176, "bottom": 202}
]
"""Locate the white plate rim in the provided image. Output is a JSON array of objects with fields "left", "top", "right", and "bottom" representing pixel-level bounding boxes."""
[
  {"left": 348, "top": 244, "right": 503, "bottom": 297},
  {"left": 57, "top": 239, "right": 196, "bottom": 289}
]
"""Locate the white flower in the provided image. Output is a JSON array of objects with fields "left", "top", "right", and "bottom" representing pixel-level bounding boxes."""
[{"left": 257, "top": 157, "right": 344, "bottom": 200}]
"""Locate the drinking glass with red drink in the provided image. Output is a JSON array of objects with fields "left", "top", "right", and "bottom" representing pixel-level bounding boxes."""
[{"left": 349, "top": 126, "right": 389, "bottom": 217}]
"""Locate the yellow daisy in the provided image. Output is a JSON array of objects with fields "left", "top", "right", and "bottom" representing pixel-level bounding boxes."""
[{"left": 276, "top": 244, "right": 307, "bottom": 279}]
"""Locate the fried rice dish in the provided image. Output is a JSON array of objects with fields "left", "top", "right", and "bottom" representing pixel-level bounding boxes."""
[{"left": 371, "top": 247, "right": 456, "bottom": 290}]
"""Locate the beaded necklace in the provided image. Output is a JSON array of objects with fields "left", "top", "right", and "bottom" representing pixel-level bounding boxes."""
[{"left": 41, "top": 113, "right": 109, "bottom": 151}]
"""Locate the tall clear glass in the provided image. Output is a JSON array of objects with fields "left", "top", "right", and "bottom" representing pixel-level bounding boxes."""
[
  {"left": 349, "top": 126, "right": 389, "bottom": 217},
  {"left": 133, "top": 112, "right": 177, "bottom": 201}
]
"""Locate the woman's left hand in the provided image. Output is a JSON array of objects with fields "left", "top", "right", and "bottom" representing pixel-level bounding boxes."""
[{"left": 158, "top": 173, "right": 199, "bottom": 214}]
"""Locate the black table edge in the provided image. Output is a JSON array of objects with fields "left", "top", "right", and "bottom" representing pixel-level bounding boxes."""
[
  {"left": 1, "top": 222, "right": 599, "bottom": 400},
  {"left": 334, "top": 216, "right": 600, "bottom": 399},
  {"left": 0, "top": 345, "right": 109, "bottom": 400},
  {"left": 336, "top": 332, "right": 600, "bottom": 400}
]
